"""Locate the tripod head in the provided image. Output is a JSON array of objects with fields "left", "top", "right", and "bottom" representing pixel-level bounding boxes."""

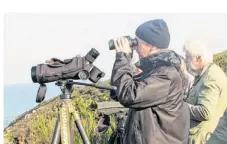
[{"left": 36, "top": 79, "right": 117, "bottom": 103}]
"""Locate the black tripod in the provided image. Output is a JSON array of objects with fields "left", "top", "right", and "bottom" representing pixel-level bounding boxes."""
[
  {"left": 108, "top": 112, "right": 127, "bottom": 144},
  {"left": 50, "top": 80, "right": 117, "bottom": 144}
]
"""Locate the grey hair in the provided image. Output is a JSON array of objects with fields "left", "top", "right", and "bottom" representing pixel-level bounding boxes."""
[{"left": 183, "top": 40, "right": 213, "bottom": 63}]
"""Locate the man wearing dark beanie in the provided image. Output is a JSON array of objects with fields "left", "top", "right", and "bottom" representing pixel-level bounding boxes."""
[{"left": 110, "top": 19, "right": 190, "bottom": 144}]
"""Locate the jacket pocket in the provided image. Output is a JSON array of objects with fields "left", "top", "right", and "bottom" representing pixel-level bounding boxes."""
[
  {"left": 190, "top": 125, "right": 212, "bottom": 144},
  {"left": 190, "top": 122, "right": 202, "bottom": 135}
]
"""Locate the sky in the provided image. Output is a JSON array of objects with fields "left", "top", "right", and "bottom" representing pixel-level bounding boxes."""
[{"left": 4, "top": 13, "right": 227, "bottom": 85}]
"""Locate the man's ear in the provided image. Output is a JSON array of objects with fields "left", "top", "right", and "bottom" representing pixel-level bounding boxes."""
[
  {"left": 149, "top": 46, "right": 153, "bottom": 52},
  {"left": 149, "top": 45, "right": 157, "bottom": 52}
]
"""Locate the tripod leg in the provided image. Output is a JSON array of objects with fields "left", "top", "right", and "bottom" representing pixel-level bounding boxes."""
[
  {"left": 74, "top": 112, "right": 90, "bottom": 144},
  {"left": 51, "top": 117, "right": 61, "bottom": 144},
  {"left": 59, "top": 103, "right": 72, "bottom": 144}
]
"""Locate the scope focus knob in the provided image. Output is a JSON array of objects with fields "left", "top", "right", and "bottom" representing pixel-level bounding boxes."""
[{"left": 78, "top": 70, "right": 90, "bottom": 80}]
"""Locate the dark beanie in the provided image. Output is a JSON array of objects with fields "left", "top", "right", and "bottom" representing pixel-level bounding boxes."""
[{"left": 135, "top": 19, "right": 170, "bottom": 49}]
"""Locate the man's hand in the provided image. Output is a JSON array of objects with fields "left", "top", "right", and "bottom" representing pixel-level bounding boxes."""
[{"left": 114, "top": 37, "right": 132, "bottom": 54}]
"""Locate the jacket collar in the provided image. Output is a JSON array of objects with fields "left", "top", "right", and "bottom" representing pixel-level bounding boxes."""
[
  {"left": 193, "top": 63, "right": 214, "bottom": 86},
  {"left": 135, "top": 49, "right": 181, "bottom": 73}
]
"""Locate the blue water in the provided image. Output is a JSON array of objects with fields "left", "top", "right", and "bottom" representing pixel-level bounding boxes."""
[{"left": 4, "top": 82, "right": 61, "bottom": 127}]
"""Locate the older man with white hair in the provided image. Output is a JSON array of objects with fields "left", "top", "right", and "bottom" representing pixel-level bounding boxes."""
[{"left": 183, "top": 40, "right": 227, "bottom": 144}]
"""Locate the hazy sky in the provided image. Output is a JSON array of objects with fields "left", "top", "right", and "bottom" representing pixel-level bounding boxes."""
[{"left": 4, "top": 13, "right": 227, "bottom": 85}]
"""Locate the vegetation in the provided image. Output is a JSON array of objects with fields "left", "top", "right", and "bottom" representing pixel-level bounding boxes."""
[{"left": 213, "top": 50, "right": 227, "bottom": 75}]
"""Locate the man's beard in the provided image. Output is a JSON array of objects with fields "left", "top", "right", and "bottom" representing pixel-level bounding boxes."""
[{"left": 186, "top": 62, "right": 200, "bottom": 77}]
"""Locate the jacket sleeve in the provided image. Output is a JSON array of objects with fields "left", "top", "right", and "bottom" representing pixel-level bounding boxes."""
[
  {"left": 110, "top": 52, "right": 171, "bottom": 108},
  {"left": 187, "top": 76, "right": 220, "bottom": 121}
]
